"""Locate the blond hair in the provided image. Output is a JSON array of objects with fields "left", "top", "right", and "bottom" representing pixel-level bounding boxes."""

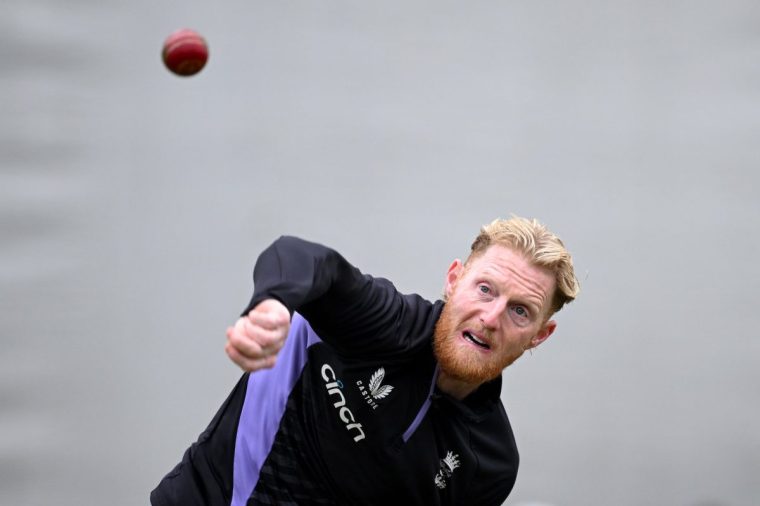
[{"left": 468, "top": 216, "right": 579, "bottom": 314}]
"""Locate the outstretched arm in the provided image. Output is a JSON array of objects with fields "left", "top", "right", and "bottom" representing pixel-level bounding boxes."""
[
  {"left": 245, "top": 235, "right": 365, "bottom": 316},
  {"left": 226, "top": 235, "right": 435, "bottom": 371},
  {"left": 226, "top": 236, "right": 367, "bottom": 372}
]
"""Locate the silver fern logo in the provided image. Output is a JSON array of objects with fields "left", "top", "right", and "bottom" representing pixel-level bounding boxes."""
[
  {"left": 356, "top": 367, "right": 394, "bottom": 410},
  {"left": 434, "top": 451, "right": 461, "bottom": 490},
  {"left": 368, "top": 367, "right": 394, "bottom": 400}
]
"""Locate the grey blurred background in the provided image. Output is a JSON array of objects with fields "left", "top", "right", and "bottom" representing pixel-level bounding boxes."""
[{"left": 2, "top": 1, "right": 758, "bottom": 505}]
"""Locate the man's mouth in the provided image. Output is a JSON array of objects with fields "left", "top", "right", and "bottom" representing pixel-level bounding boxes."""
[{"left": 463, "top": 331, "right": 490, "bottom": 350}]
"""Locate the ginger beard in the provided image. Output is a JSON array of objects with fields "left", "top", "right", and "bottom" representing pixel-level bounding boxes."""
[{"left": 433, "top": 302, "right": 522, "bottom": 385}]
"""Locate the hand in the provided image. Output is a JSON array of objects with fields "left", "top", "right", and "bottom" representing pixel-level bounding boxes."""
[{"left": 225, "top": 298, "right": 290, "bottom": 372}]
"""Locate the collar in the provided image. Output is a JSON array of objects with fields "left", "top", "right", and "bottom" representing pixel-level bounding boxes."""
[{"left": 432, "top": 375, "right": 503, "bottom": 422}]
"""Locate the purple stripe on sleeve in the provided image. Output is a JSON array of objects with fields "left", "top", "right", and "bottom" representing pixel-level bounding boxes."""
[
  {"left": 402, "top": 364, "right": 439, "bottom": 443},
  {"left": 231, "top": 313, "right": 321, "bottom": 506}
]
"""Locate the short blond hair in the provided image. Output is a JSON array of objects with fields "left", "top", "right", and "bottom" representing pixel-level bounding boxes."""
[{"left": 468, "top": 216, "right": 579, "bottom": 314}]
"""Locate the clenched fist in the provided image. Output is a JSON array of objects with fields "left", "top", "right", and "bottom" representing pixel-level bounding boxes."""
[{"left": 225, "top": 298, "right": 291, "bottom": 372}]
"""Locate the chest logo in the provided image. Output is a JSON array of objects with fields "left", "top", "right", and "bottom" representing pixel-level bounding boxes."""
[
  {"left": 368, "top": 367, "right": 394, "bottom": 400},
  {"left": 434, "top": 451, "right": 461, "bottom": 490},
  {"left": 321, "top": 363, "right": 365, "bottom": 442},
  {"left": 356, "top": 367, "right": 394, "bottom": 410}
]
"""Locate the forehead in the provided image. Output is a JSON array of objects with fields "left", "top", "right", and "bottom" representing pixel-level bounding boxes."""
[{"left": 465, "top": 245, "right": 556, "bottom": 303}]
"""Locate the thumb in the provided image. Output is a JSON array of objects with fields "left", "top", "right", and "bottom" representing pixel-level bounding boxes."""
[{"left": 250, "top": 298, "right": 290, "bottom": 324}]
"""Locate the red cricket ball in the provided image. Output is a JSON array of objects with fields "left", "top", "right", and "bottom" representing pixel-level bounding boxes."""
[{"left": 162, "top": 29, "right": 209, "bottom": 77}]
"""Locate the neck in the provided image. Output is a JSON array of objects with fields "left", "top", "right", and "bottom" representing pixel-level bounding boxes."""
[{"left": 436, "top": 370, "right": 480, "bottom": 400}]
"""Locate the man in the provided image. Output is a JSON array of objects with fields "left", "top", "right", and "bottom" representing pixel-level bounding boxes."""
[{"left": 151, "top": 216, "right": 579, "bottom": 506}]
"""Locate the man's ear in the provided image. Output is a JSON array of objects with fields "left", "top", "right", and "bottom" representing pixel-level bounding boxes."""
[
  {"left": 444, "top": 259, "right": 464, "bottom": 299},
  {"left": 527, "top": 320, "right": 556, "bottom": 349}
]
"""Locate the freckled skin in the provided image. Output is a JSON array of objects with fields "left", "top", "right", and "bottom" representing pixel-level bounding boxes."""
[{"left": 434, "top": 245, "right": 557, "bottom": 399}]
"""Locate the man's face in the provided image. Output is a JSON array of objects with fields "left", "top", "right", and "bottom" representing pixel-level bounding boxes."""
[{"left": 434, "top": 244, "right": 557, "bottom": 386}]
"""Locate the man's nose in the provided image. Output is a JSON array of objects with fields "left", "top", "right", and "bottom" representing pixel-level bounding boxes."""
[{"left": 480, "top": 299, "right": 504, "bottom": 329}]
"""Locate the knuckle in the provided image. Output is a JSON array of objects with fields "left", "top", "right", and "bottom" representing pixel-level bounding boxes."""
[{"left": 230, "top": 332, "right": 244, "bottom": 347}]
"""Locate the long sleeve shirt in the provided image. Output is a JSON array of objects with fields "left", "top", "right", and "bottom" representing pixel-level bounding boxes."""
[{"left": 151, "top": 236, "right": 519, "bottom": 506}]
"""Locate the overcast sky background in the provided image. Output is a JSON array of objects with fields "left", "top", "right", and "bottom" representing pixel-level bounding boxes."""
[{"left": 2, "top": 1, "right": 759, "bottom": 505}]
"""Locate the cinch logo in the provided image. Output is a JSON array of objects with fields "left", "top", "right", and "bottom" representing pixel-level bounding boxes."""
[
  {"left": 321, "top": 363, "right": 365, "bottom": 442},
  {"left": 434, "top": 451, "right": 461, "bottom": 490},
  {"left": 356, "top": 367, "right": 394, "bottom": 410}
]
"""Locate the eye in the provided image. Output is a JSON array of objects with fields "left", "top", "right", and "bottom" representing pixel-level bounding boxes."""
[
  {"left": 511, "top": 305, "right": 529, "bottom": 319},
  {"left": 478, "top": 284, "right": 490, "bottom": 294}
]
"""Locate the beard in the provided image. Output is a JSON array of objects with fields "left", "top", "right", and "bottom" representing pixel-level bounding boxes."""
[{"left": 433, "top": 303, "right": 515, "bottom": 385}]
